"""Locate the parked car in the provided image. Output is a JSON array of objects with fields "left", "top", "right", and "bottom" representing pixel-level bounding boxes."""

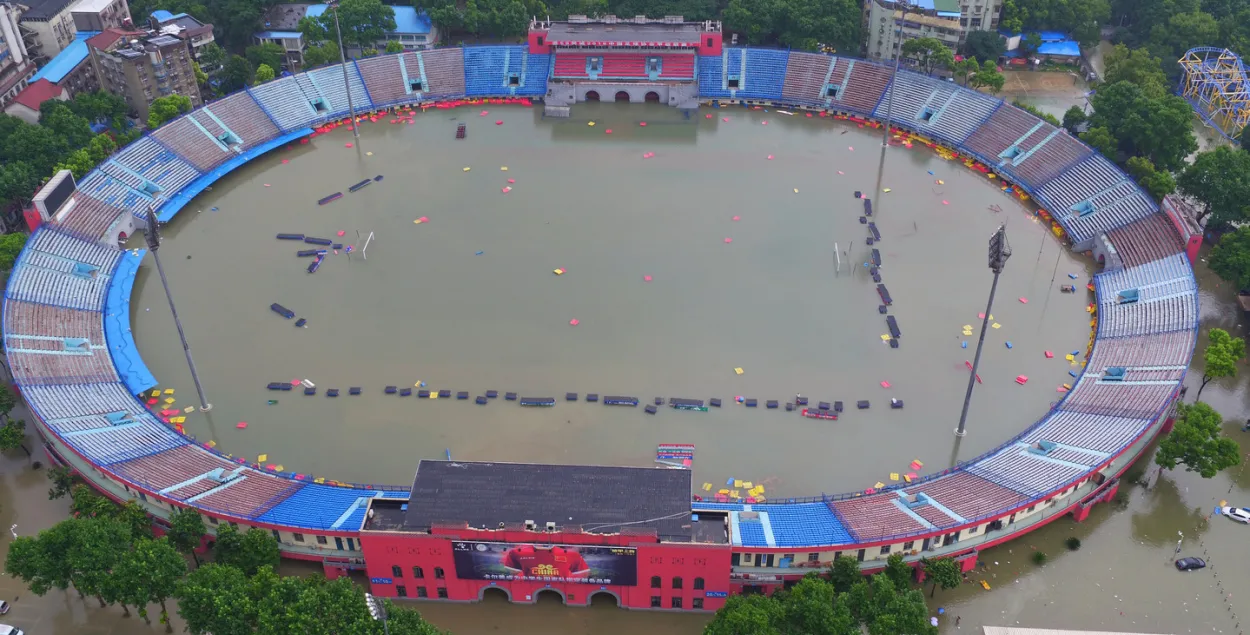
[
  {"left": 1175, "top": 557, "right": 1207, "bottom": 571},
  {"left": 0, "top": 624, "right": 24, "bottom": 635},
  {"left": 0, "top": 602, "right": 8, "bottom": 615},
  {"left": 1219, "top": 507, "right": 1250, "bottom": 524}
]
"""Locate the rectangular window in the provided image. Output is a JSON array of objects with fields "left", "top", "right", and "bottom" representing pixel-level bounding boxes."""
[
  {"left": 967, "top": 525, "right": 979, "bottom": 534},
  {"left": 903, "top": 541, "right": 914, "bottom": 550},
  {"left": 706, "top": 37, "right": 714, "bottom": 47},
  {"left": 396, "top": 585, "right": 407, "bottom": 597},
  {"left": 417, "top": 587, "right": 428, "bottom": 598},
  {"left": 437, "top": 587, "right": 448, "bottom": 598},
  {"left": 293, "top": 533, "right": 305, "bottom": 543},
  {"left": 808, "top": 553, "right": 819, "bottom": 562},
  {"left": 316, "top": 535, "right": 327, "bottom": 545},
  {"left": 434, "top": 567, "right": 445, "bottom": 579},
  {"left": 1026, "top": 505, "right": 1036, "bottom": 513},
  {"left": 671, "top": 597, "right": 683, "bottom": 609},
  {"left": 413, "top": 566, "right": 425, "bottom": 579},
  {"left": 693, "top": 597, "right": 704, "bottom": 609},
  {"left": 672, "top": 577, "right": 682, "bottom": 589},
  {"left": 651, "top": 596, "right": 661, "bottom": 608},
  {"left": 271, "top": 530, "right": 280, "bottom": 541},
  {"left": 392, "top": 565, "right": 403, "bottom": 578},
  {"left": 537, "top": 36, "right": 544, "bottom": 46},
  {"left": 880, "top": 545, "right": 891, "bottom": 555},
  {"left": 208, "top": 516, "right": 218, "bottom": 525},
  {"left": 694, "top": 578, "right": 704, "bottom": 590}
]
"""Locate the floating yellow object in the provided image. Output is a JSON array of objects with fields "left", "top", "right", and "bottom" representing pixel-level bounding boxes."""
[
  {"left": 206, "top": 440, "right": 216, "bottom": 448},
  {"left": 430, "top": 392, "right": 439, "bottom": 399},
  {"left": 883, "top": 188, "right": 892, "bottom": 193},
  {"left": 1065, "top": 354, "right": 1076, "bottom": 361},
  {"left": 413, "top": 219, "right": 424, "bottom": 224},
  {"left": 903, "top": 475, "right": 913, "bottom": 483},
  {"left": 553, "top": 268, "right": 565, "bottom": 275},
  {"left": 588, "top": 121, "right": 595, "bottom": 126},
  {"left": 164, "top": 397, "right": 176, "bottom": 404},
  {"left": 991, "top": 323, "right": 1001, "bottom": 329},
  {"left": 881, "top": 334, "right": 892, "bottom": 341},
  {"left": 718, "top": 488, "right": 730, "bottom": 495},
  {"left": 962, "top": 324, "right": 973, "bottom": 330},
  {"left": 988, "top": 314, "right": 994, "bottom": 320},
  {"left": 275, "top": 465, "right": 284, "bottom": 471},
  {"left": 730, "top": 490, "right": 741, "bottom": 498},
  {"left": 184, "top": 406, "right": 194, "bottom": 413},
  {"left": 501, "top": 166, "right": 508, "bottom": 171},
  {"left": 936, "top": 179, "right": 945, "bottom": 185},
  {"left": 980, "top": 580, "right": 992, "bottom": 590},
  {"left": 150, "top": 389, "right": 161, "bottom": 397},
  {"left": 173, "top": 417, "right": 185, "bottom": 424},
  {"left": 315, "top": 477, "right": 326, "bottom": 484},
  {"left": 890, "top": 473, "right": 899, "bottom": 481},
  {"left": 743, "top": 481, "right": 753, "bottom": 489},
  {"left": 164, "top": 389, "right": 175, "bottom": 394},
  {"left": 462, "top": 167, "right": 471, "bottom": 172},
  {"left": 258, "top": 454, "right": 268, "bottom": 462},
  {"left": 734, "top": 367, "right": 744, "bottom": 375},
  {"left": 702, "top": 483, "right": 713, "bottom": 491},
  {"left": 366, "top": 151, "right": 373, "bottom": 156},
  {"left": 734, "top": 479, "right": 743, "bottom": 488},
  {"left": 874, "top": 481, "right": 886, "bottom": 489},
  {"left": 794, "top": 188, "right": 799, "bottom": 193}
]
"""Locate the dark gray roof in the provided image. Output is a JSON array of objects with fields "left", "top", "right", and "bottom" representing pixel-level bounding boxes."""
[
  {"left": 19, "top": 0, "right": 78, "bottom": 21},
  {"left": 546, "top": 21, "right": 704, "bottom": 43},
  {"left": 404, "top": 460, "right": 694, "bottom": 541}
]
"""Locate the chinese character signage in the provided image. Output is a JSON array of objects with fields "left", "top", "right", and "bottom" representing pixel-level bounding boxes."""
[{"left": 451, "top": 541, "right": 638, "bottom": 586}]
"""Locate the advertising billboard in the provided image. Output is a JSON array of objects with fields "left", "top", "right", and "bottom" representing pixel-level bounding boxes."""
[{"left": 451, "top": 541, "right": 638, "bottom": 586}]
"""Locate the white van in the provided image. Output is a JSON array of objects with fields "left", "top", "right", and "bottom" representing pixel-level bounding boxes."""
[{"left": 0, "top": 624, "right": 25, "bottom": 635}]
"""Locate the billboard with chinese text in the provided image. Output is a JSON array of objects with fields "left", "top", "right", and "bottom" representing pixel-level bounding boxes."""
[{"left": 451, "top": 541, "right": 638, "bottom": 586}]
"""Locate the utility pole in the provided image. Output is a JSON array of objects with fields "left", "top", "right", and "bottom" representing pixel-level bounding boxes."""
[
  {"left": 873, "top": 0, "right": 910, "bottom": 213},
  {"left": 955, "top": 224, "right": 1011, "bottom": 437},
  {"left": 330, "top": 0, "right": 359, "bottom": 140},
  {"left": 145, "top": 207, "right": 211, "bottom": 411}
]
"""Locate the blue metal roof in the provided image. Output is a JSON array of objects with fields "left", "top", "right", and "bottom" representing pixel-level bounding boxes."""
[
  {"left": 304, "top": 4, "right": 431, "bottom": 34},
  {"left": 1038, "top": 41, "right": 1081, "bottom": 56},
  {"left": 256, "top": 30, "right": 303, "bottom": 39},
  {"left": 30, "top": 31, "right": 98, "bottom": 84},
  {"left": 150, "top": 9, "right": 174, "bottom": 21}
]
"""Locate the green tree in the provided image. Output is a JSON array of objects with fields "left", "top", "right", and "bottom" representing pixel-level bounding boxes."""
[
  {"left": 254, "top": 63, "right": 275, "bottom": 84},
  {"left": 245, "top": 42, "right": 286, "bottom": 73},
  {"left": 380, "top": 598, "right": 445, "bottom": 634},
  {"left": 302, "top": 42, "right": 341, "bottom": 68},
  {"left": 220, "top": 55, "right": 254, "bottom": 94},
  {"left": 969, "top": 59, "right": 1006, "bottom": 93},
  {"left": 902, "top": 37, "right": 955, "bottom": 75},
  {"left": 175, "top": 563, "right": 255, "bottom": 635},
  {"left": 68, "top": 516, "right": 132, "bottom": 608},
  {"left": 1080, "top": 125, "right": 1118, "bottom": 157},
  {"left": 1101, "top": 44, "right": 1168, "bottom": 98},
  {"left": 1021, "top": 31, "right": 1043, "bottom": 56},
  {"left": 5, "top": 520, "right": 76, "bottom": 596},
  {"left": 212, "top": 524, "right": 280, "bottom": 576},
  {"left": 1125, "top": 156, "right": 1176, "bottom": 200},
  {"left": 951, "top": 56, "right": 981, "bottom": 86},
  {"left": 385, "top": 39, "right": 404, "bottom": 53},
  {"left": 86, "top": 133, "right": 117, "bottom": 164},
  {"left": 1062, "top": 105, "right": 1087, "bottom": 133},
  {"left": 69, "top": 484, "right": 115, "bottom": 519},
  {"left": 1088, "top": 80, "right": 1197, "bottom": 171},
  {"left": 68, "top": 90, "right": 130, "bottom": 128},
  {"left": 53, "top": 148, "right": 97, "bottom": 179},
  {"left": 198, "top": 42, "right": 226, "bottom": 72},
  {"left": 963, "top": 30, "right": 1005, "bottom": 61},
  {"left": 921, "top": 557, "right": 961, "bottom": 597},
  {"left": 723, "top": 0, "right": 861, "bottom": 52},
  {"left": 1178, "top": 145, "right": 1250, "bottom": 226},
  {"left": 47, "top": 465, "right": 75, "bottom": 500},
  {"left": 115, "top": 500, "right": 154, "bottom": 540},
  {"left": 1196, "top": 328, "right": 1246, "bottom": 400},
  {"left": 167, "top": 506, "right": 206, "bottom": 566},
  {"left": 1000, "top": 0, "right": 1024, "bottom": 33},
  {"left": 314, "top": 0, "right": 396, "bottom": 49},
  {"left": 111, "top": 537, "right": 187, "bottom": 627},
  {"left": 1000, "top": 0, "right": 1110, "bottom": 45},
  {"left": 0, "top": 231, "right": 26, "bottom": 273},
  {"left": 0, "top": 162, "right": 43, "bottom": 214},
  {"left": 882, "top": 553, "right": 912, "bottom": 591},
  {"left": 0, "top": 381, "right": 16, "bottom": 419},
  {"left": 1155, "top": 401, "right": 1242, "bottom": 478},
  {"left": 1210, "top": 226, "right": 1250, "bottom": 288},
  {"left": 147, "top": 94, "right": 193, "bottom": 129},
  {"left": 779, "top": 574, "right": 858, "bottom": 635},
  {"left": 828, "top": 554, "right": 862, "bottom": 593},
  {"left": 704, "top": 593, "right": 783, "bottom": 635},
  {"left": 40, "top": 104, "right": 95, "bottom": 149},
  {"left": 0, "top": 418, "right": 29, "bottom": 457},
  {"left": 1147, "top": 10, "right": 1218, "bottom": 61},
  {"left": 193, "top": 61, "right": 208, "bottom": 86},
  {"left": 1013, "top": 99, "right": 1062, "bottom": 126}
]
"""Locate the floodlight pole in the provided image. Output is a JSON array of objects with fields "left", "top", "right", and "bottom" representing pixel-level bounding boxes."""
[
  {"left": 144, "top": 207, "right": 211, "bottom": 411},
  {"left": 365, "top": 593, "right": 390, "bottom": 635},
  {"left": 955, "top": 224, "right": 1011, "bottom": 437},
  {"left": 872, "top": 0, "right": 909, "bottom": 212},
  {"left": 330, "top": 0, "right": 359, "bottom": 140}
]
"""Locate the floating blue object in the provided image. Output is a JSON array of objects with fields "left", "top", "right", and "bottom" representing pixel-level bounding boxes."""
[
  {"left": 1069, "top": 370, "right": 1079, "bottom": 377},
  {"left": 1005, "top": 341, "right": 1013, "bottom": 349},
  {"left": 726, "top": 478, "right": 734, "bottom": 486},
  {"left": 928, "top": 170, "right": 934, "bottom": 175},
  {"left": 1071, "top": 350, "right": 1080, "bottom": 356},
  {"left": 938, "top": 608, "right": 945, "bottom": 615},
  {"left": 1068, "top": 273, "right": 1079, "bottom": 279},
  {"left": 961, "top": 341, "right": 967, "bottom": 348},
  {"left": 475, "top": 251, "right": 484, "bottom": 255},
  {"left": 210, "top": 207, "right": 219, "bottom": 211}
]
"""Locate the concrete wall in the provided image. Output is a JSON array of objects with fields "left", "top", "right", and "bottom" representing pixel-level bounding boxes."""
[{"left": 574, "top": 82, "right": 698, "bottom": 109}]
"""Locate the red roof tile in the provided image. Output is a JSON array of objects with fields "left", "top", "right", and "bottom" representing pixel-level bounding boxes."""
[
  {"left": 86, "top": 28, "right": 144, "bottom": 51},
  {"left": 12, "top": 79, "right": 66, "bottom": 111}
]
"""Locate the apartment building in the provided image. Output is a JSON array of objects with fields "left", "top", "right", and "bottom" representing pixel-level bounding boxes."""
[{"left": 87, "top": 27, "right": 200, "bottom": 122}]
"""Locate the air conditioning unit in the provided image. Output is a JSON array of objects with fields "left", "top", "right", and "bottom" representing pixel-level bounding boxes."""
[
  {"left": 545, "top": 521, "right": 557, "bottom": 532},
  {"left": 524, "top": 520, "right": 536, "bottom": 531}
]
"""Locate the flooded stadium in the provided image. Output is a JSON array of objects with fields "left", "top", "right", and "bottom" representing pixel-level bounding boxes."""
[{"left": 125, "top": 101, "right": 1094, "bottom": 497}]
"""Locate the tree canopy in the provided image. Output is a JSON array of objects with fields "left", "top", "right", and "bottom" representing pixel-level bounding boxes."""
[
  {"left": 1086, "top": 80, "right": 1197, "bottom": 171},
  {"left": 1002, "top": 0, "right": 1110, "bottom": 45},
  {"left": 212, "top": 524, "right": 280, "bottom": 576},
  {"left": 722, "top": 0, "right": 861, "bottom": 52},
  {"left": 902, "top": 37, "right": 955, "bottom": 76},
  {"left": 704, "top": 573, "right": 929, "bottom": 635},
  {"left": 1195, "top": 328, "right": 1246, "bottom": 400},
  {"left": 1155, "top": 401, "right": 1242, "bottom": 478},
  {"left": 244, "top": 42, "right": 285, "bottom": 73},
  {"left": 1125, "top": 156, "right": 1177, "bottom": 200},
  {"left": 1209, "top": 226, "right": 1250, "bottom": 288},
  {"left": 963, "top": 30, "right": 1005, "bottom": 61},
  {"left": 1101, "top": 44, "right": 1169, "bottom": 98},
  {"left": 1177, "top": 145, "right": 1250, "bottom": 227},
  {"left": 148, "top": 95, "right": 193, "bottom": 129},
  {"left": 303, "top": 0, "right": 396, "bottom": 49},
  {"left": 254, "top": 63, "right": 275, "bottom": 83},
  {"left": 921, "top": 557, "right": 961, "bottom": 597}
]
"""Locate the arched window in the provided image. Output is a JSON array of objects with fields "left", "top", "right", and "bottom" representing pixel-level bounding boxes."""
[
  {"left": 650, "top": 576, "right": 661, "bottom": 588},
  {"left": 694, "top": 577, "right": 705, "bottom": 590},
  {"left": 672, "top": 576, "right": 683, "bottom": 589}
]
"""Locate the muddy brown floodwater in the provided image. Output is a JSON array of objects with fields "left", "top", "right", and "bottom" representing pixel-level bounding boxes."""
[{"left": 0, "top": 105, "right": 1244, "bottom": 635}]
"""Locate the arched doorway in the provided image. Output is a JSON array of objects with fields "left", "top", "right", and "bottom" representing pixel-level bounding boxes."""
[
  {"left": 585, "top": 90, "right": 600, "bottom": 101},
  {"left": 589, "top": 591, "right": 620, "bottom": 607},
  {"left": 644, "top": 91, "right": 660, "bottom": 102},
  {"left": 534, "top": 588, "right": 565, "bottom": 605},
  {"left": 615, "top": 91, "right": 630, "bottom": 102},
  {"left": 480, "top": 587, "right": 510, "bottom": 603}
]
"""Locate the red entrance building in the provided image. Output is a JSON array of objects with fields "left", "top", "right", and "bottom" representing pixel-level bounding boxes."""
[{"left": 359, "top": 461, "right": 732, "bottom": 611}]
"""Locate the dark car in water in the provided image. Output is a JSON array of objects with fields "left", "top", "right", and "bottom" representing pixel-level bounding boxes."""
[{"left": 1175, "top": 557, "right": 1206, "bottom": 571}]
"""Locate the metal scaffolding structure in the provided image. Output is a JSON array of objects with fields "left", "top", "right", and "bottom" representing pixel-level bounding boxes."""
[{"left": 1178, "top": 47, "right": 1250, "bottom": 143}]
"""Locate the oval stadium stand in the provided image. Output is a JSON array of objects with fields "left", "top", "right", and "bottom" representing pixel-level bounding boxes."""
[{"left": 4, "top": 47, "right": 1196, "bottom": 557}]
